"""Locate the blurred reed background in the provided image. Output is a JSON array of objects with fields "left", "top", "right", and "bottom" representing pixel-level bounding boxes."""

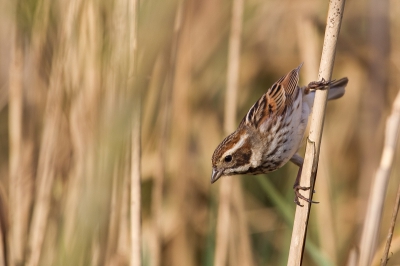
[{"left": 0, "top": 0, "right": 400, "bottom": 265}]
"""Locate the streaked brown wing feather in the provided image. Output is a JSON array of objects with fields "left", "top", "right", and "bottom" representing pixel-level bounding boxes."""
[
  {"left": 245, "top": 94, "right": 267, "bottom": 128},
  {"left": 278, "top": 64, "right": 301, "bottom": 105},
  {"left": 245, "top": 64, "right": 302, "bottom": 128}
]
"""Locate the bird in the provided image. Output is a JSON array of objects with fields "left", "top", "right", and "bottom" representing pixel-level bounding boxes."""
[{"left": 211, "top": 63, "right": 348, "bottom": 206}]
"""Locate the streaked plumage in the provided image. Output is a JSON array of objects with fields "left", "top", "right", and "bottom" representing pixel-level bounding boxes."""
[{"left": 211, "top": 64, "right": 348, "bottom": 205}]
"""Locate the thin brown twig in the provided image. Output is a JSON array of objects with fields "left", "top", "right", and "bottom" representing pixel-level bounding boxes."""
[
  {"left": 287, "top": 1, "right": 346, "bottom": 265},
  {"left": 381, "top": 178, "right": 400, "bottom": 266},
  {"left": 371, "top": 236, "right": 400, "bottom": 265}
]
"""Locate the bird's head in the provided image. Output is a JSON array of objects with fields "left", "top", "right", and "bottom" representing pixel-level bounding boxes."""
[{"left": 211, "top": 128, "right": 253, "bottom": 183}]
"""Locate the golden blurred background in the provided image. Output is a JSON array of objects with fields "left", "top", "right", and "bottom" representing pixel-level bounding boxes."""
[{"left": 0, "top": 0, "right": 400, "bottom": 265}]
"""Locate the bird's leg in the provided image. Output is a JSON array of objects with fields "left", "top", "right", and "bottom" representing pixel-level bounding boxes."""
[
  {"left": 290, "top": 154, "right": 318, "bottom": 206},
  {"left": 303, "top": 78, "right": 335, "bottom": 95}
]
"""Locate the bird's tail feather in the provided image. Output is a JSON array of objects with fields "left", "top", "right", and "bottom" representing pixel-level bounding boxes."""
[{"left": 327, "top": 77, "right": 348, "bottom": 101}]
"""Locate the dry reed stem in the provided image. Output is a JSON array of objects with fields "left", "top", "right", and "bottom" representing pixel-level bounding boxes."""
[
  {"left": 8, "top": 26, "right": 23, "bottom": 266},
  {"left": 150, "top": 3, "right": 183, "bottom": 265},
  {"left": 357, "top": 0, "right": 389, "bottom": 206},
  {"left": 231, "top": 181, "right": 255, "bottom": 266},
  {"left": 149, "top": 61, "right": 165, "bottom": 266},
  {"left": 26, "top": 1, "right": 82, "bottom": 263},
  {"left": 0, "top": 228, "right": 5, "bottom": 266},
  {"left": 372, "top": 236, "right": 400, "bottom": 265},
  {"left": 0, "top": 187, "right": 7, "bottom": 266},
  {"left": 27, "top": 1, "right": 81, "bottom": 264},
  {"left": 346, "top": 249, "right": 358, "bottom": 266},
  {"left": 104, "top": 0, "right": 134, "bottom": 261},
  {"left": 131, "top": 102, "right": 142, "bottom": 266},
  {"left": 214, "top": 0, "right": 244, "bottom": 264},
  {"left": 150, "top": 65, "right": 165, "bottom": 266},
  {"left": 381, "top": 176, "right": 400, "bottom": 266},
  {"left": 26, "top": 64, "right": 63, "bottom": 266},
  {"left": 214, "top": 181, "right": 232, "bottom": 266},
  {"left": 358, "top": 89, "right": 400, "bottom": 266},
  {"left": 57, "top": 1, "right": 100, "bottom": 261},
  {"left": 287, "top": 1, "right": 346, "bottom": 265},
  {"left": 297, "top": 16, "right": 337, "bottom": 264},
  {"left": 119, "top": 159, "right": 132, "bottom": 264},
  {"left": 168, "top": 4, "right": 194, "bottom": 265},
  {"left": 105, "top": 163, "right": 122, "bottom": 264},
  {"left": 129, "top": 0, "right": 141, "bottom": 265},
  {"left": 64, "top": 77, "right": 88, "bottom": 251}
]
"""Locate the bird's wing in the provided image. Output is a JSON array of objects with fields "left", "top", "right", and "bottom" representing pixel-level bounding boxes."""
[{"left": 245, "top": 64, "right": 302, "bottom": 129}]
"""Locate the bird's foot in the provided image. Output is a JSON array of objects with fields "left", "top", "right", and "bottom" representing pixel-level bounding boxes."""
[
  {"left": 304, "top": 78, "right": 335, "bottom": 94},
  {"left": 293, "top": 184, "right": 319, "bottom": 207}
]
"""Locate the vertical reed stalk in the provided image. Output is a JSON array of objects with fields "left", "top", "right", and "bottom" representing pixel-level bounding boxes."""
[
  {"left": 287, "top": 0, "right": 346, "bottom": 265},
  {"left": 231, "top": 181, "right": 254, "bottom": 266},
  {"left": 8, "top": 25, "right": 23, "bottom": 266},
  {"left": 358, "top": 89, "right": 400, "bottom": 266},
  {"left": 381, "top": 176, "right": 400, "bottom": 266},
  {"left": 297, "top": 16, "right": 337, "bottom": 265},
  {"left": 358, "top": 0, "right": 389, "bottom": 206},
  {"left": 119, "top": 159, "right": 132, "bottom": 262},
  {"left": 0, "top": 186, "right": 7, "bottom": 266},
  {"left": 26, "top": 62, "right": 63, "bottom": 266},
  {"left": 131, "top": 100, "right": 141, "bottom": 266},
  {"left": 150, "top": 4, "right": 183, "bottom": 265},
  {"left": 371, "top": 236, "right": 400, "bottom": 264},
  {"left": 129, "top": 0, "right": 141, "bottom": 265},
  {"left": 214, "top": 0, "right": 244, "bottom": 265},
  {"left": 168, "top": 2, "right": 194, "bottom": 264},
  {"left": 105, "top": 163, "right": 122, "bottom": 264}
]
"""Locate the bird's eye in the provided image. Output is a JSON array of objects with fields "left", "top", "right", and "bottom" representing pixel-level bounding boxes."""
[{"left": 224, "top": 155, "right": 232, "bottom": 162}]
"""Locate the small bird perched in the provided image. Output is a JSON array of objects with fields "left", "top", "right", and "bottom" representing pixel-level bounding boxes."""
[{"left": 211, "top": 64, "right": 348, "bottom": 206}]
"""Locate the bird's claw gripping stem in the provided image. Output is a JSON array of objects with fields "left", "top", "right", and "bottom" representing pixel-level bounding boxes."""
[
  {"left": 293, "top": 184, "right": 319, "bottom": 207},
  {"left": 304, "top": 78, "right": 335, "bottom": 94}
]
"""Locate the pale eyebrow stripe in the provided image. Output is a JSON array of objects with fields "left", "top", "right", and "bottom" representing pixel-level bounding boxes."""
[{"left": 221, "top": 134, "right": 247, "bottom": 159}]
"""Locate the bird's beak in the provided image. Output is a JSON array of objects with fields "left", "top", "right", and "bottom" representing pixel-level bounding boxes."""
[{"left": 211, "top": 168, "right": 223, "bottom": 184}]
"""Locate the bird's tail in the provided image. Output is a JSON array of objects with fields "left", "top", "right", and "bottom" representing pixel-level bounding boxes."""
[{"left": 327, "top": 77, "right": 348, "bottom": 101}]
